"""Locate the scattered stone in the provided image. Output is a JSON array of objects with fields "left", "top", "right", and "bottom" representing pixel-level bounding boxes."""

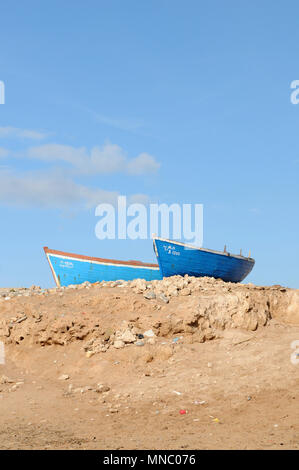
[
  {"left": 121, "top": 329, "right": 136, "bottom": 343},
  {"left": 58, "top": 374, "right": 69, "bottom": 381},
  {"left": 180, "top": 287, "right": 191, "bottom": 296},
  {"left": 113, "top": 340, "right": 125, "bottom": 349},
  {"left": 0, "top": 375, "right": 14, "bottom": 384},
  {"left": 16, "top": 315, "right": 27, "bottom": 323},
  {"left": 96, "top": 384, "right": 110, "bottom": 393},
  {"left": 80, "top": 386, "right": 93, "bottom": 393},
  {"left": 143, "top": 329, "right": 155, "bottom": 338},
  {"left": 86, "top": 351, "right": 95, "bottom": 358},
  {"left": 144, "top": 291, "right": 156, "bottom": 300},
  {"left": 158, "top": 293, "right": 169, "bottom": 304},
  {"left": 103, "top": 327, "right": 114, "bottom": 341}
]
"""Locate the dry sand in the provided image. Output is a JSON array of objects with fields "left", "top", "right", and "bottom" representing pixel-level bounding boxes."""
[{"left": 0, "top": 276, "right": 298, "bottom": 449}]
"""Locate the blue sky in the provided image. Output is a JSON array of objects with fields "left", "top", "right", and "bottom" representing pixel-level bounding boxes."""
[{"left": 0, "top": 0, "right": 299, "bottom": 287}]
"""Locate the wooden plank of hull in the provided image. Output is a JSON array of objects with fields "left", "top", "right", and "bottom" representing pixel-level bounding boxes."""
[
  {"left": 153, "top": 238, "right": 255, "bottom": 283},
  {"left": 44, "top": 248, "right": 162, "bottom": 287}
]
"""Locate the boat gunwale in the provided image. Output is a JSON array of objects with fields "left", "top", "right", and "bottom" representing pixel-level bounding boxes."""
[
  {"left": 153, "top": 237, "right": 255, "bottom": 262},
  {"left": 43, "top": 247, "right": 160, "bottom": 269}
]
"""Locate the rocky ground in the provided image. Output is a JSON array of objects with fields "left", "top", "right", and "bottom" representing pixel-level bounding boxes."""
[{"left": 0, "top": 276, "right": 298, "bottom": 449}]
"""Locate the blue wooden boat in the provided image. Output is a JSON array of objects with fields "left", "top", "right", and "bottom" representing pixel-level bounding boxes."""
[
  {"left": 153, "top": 237, "right": 255, "bottom": 283},
  {"left": 44, "top": 247, "right": 162, "bottom": 287}
]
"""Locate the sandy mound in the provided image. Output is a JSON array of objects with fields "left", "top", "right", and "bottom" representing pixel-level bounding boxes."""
[
  {"left": 0, "top": 276, "right": 298, "bottom": 354},
  {"left": 1, "top": 276, "right": 299, "bottom": 450}
]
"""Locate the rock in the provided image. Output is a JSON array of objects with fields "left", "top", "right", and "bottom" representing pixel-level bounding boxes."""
[
  {"left": 143, "top": 329, "right": 155, "bottom": 338},
  {"left": 133, "top": 279, "right": 147, "bottom": 292},
  {"left": 58, "top": 374, "right": 70, "bottom": 381},
  {"left": 180, "top": 287, "right": 191, "bottom": 296},
  {"left": 158, "top": 293, "right": 169, "bottom": 304},
  {"left": 103, "top": 327, "right": 114, "bottom": 341},
  {"left": 147, "top": 337, "right": 156, "bottom": 345},
  {"left": 86, "top": 351, "right": 95, "bottom": 358},
  {"left": 135, "top": 341, "right": 145, "bottom": 347},
  {"left": 121, "top": 329, "right": 136, "bottom": 343},
  {"left": 84, "top": 338, "right": 108, "bottom": 355},
  {"left": 113, "top": 340, "right": 125, "bottom": 349},
  {"left": 10, "top": 384, "right": 19, "bottom": 391},
  {"left": 80, "top": 386, "right": 93, "bottom": 393},
  {"left": 167, "top": 288, "right": 178, "bottom": 297},
  {"left": 144, "top": 291, "right": 156, "bottom": 300},
  {"left": 0, "top": 375, "right": 14, "bottom": 384},
  {"left": 30, "top": 285, "right": 41, "bottom": 291},
  {"left": 15, "top": 315, "right": 27, "bottom": 323},
  {"left": 96, "top": 384, "right": 110, "bottom": 393}
]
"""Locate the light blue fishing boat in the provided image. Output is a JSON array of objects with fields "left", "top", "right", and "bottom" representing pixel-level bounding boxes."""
[
  {"left": 153, "top": 237, "right": 255, "bottom": 283},
  {"left": 44, "top": 247, "right": 162, "bottom": 287}
]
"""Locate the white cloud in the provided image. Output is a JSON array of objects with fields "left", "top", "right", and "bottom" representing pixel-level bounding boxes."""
[
  {"left": 127, "top": 152, "right": 161, "bottom": 175},
  {"left": 0, "top": 126, "right": 48, "bottom": 140},
  {"left": 0, "top": 136, "right": 157, "bottom": 210},
  {"left": 28, "top": 144, "right": 87, "bottom": 166},
  {"left": 26, "top": 142, "right": 160, "bottom": 175},
  {"left": 0, "top": 168, "right": 149, "bottom": 209}
]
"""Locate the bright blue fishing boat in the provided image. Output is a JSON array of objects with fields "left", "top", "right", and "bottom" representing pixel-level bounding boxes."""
[
  {"left": 153, "top": 237, "right": 255, "bottom": 283},
  {"left": 44, "top": 247, "right": 162, "bottom": 287}
]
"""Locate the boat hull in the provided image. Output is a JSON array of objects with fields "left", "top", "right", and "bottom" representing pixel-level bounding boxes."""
[
  {"left": 44, "top": 247, "right": 162, "bottom": 287},
  {"left": 153, "top": 238, "right": 255, "bottom": 283}
]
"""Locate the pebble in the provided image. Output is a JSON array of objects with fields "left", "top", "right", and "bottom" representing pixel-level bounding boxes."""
[
  {"left": 121, "top": 330, "right": 136, "bottom": 344},
  {"left": 113, "top": 340, "right": 125, "bottom": 349},
  {"left": 158, "top": 293, "right": 169, "bottom": 304},
  {"left": 143, "top": 329, "right": 155, "bottom": 338},
  {"left": 58, "top": 374, "right": 70, "bottom": 381},
  {"left": 144, "top": 291, "right": 156, "bottom": 300}
]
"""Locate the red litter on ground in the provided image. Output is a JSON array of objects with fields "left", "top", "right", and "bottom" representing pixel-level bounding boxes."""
[{"left": 179, "top": 409, "right": 187, "bottom": 415}]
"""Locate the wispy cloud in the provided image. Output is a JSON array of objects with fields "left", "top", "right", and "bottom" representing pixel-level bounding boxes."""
[
  {"left": 93, "top": 113, "right": 144, "bottom": 132},
  {"left": 82, "top": 105, "right": 145, "bottom": 133},
  {"left": 26, "top": 142, "right": 161, "bottom": 175},
  {"left": 0, "top": 126, "right": 48, "bottom": 140},
  {"left": 0, "top": 168, "right": 149, "bottom": 209}
]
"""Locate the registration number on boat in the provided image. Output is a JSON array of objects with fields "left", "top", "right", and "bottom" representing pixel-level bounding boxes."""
[{"left": 163, "top": 244, "right": 180, "bottom": 256}]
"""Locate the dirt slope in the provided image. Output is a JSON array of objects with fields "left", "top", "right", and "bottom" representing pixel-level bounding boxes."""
[{"left": 0, "top": 276, "right": 298, "bottom": 449}]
